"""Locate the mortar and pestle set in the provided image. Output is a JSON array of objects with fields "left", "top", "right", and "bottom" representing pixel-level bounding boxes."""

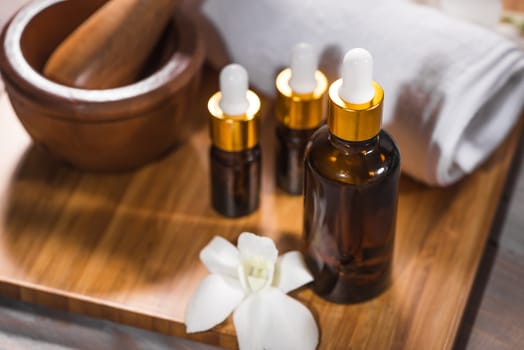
[{"left": 0, "top": 0, "right": 205, "bottom": 171}]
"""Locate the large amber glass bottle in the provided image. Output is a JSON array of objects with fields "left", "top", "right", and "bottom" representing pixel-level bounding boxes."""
[{"left": 303, "top": 49, "right": 400, "bottom": 303}]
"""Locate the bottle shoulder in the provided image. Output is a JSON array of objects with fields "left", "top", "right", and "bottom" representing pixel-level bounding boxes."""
[
  {"left": 305, "top": 126, "right": 400, "bottom": 185},
  {"left": 211, "top": 144, "right": 261, "bottom": 165},
  {"left": 276, "top": 122, "right": 320, "bottom": 144}
]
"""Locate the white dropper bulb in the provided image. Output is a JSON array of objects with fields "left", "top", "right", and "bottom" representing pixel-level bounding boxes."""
[
  {"left": 219, "top": 64, "right": 250, "bottom": 116},
  {"left": 339, "top": 48, "right": 375, "bottom": 104},
  {"left": 289, "top": 43, "right": 317, "bottom": 94}
]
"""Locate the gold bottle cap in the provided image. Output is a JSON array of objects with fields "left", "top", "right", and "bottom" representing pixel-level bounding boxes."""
[
  {"left": 208, "top": 90, "right": 261, "bottom": 152},
  {"left": 275, "top": 68, "right": 328, "bottom": 130},
  {"left": 328, "top": 79, "right": 383, "bottom": 142}
]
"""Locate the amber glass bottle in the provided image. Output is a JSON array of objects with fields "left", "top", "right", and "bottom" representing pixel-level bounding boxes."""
[
  {"left": 208, "top": 64, "right": 261, "bottom": 217},
  {"left": 274, "top": 43, "right": 327, "bottom": 195},
  {"left": 275, "top": 125, "right": 317, "bottom": 195},
  {"left": 210, "top": 145, "right": 261, "bottom": 217},
  {"left": 303, "top": 49, "right": 400, "bottom": 303}
]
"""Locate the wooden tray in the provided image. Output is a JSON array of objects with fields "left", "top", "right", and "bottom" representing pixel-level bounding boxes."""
[{"left": 0, "top": 72, "right": 522, "bottom": 349}]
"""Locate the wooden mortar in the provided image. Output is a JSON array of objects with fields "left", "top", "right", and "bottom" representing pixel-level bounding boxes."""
[{"left": 0, "top": 0, "right": 205, "bottom": 171}]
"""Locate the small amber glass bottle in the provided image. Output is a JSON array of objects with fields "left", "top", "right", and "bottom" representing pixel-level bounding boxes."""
[
  {"left": 275, "top": 43, "right": 327, "bottom": 195},
  {"left": 303, "top": 49, "right": 400, "bottom": 303},
  {"left": 208, "top": 64, "right": 261, "bottom": 217}
]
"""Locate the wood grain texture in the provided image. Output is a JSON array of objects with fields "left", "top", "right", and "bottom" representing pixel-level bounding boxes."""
[{"left": 0, "top": 65, "right": 522, "bottom": 349}]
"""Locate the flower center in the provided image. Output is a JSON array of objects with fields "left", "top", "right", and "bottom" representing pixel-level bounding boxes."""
[{"left": 240, "top": 256, "right": 274, "bottom": 293}]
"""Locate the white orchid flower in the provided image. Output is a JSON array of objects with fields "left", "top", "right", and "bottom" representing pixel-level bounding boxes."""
[{"left": 185, "top": 232, "right": 318, "bottom": 350}]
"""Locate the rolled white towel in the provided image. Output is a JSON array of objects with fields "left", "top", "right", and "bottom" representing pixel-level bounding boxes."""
[{"left": 202, "top": 0, "right": 524, "bottom": 186}]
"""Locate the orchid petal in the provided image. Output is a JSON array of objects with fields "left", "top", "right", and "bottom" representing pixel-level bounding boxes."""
[
  {"left": 237, "top": 232, "right": 278, "bottom": 264},
  {"left": 232, "top": 293, "right": 266, "bottom": 350},
  {"left": 261, "top": 290, "right": 319, "bottom": 350},
  {"left": 233, "top": 288, "right": 319, "bottom": 350},
  {"left": 273, "top": 251, "right": 314, "bottom": 293},
  {"left": 185, "top": 274, "right": 245, "bottom": 333},
  {"left": 200, "top": 236, "right": 240, "bottom": 280}
]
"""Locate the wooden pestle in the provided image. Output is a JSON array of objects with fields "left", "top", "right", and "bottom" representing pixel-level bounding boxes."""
[{"left": 43, "top": 0, "right": 177, "bottom": 89}]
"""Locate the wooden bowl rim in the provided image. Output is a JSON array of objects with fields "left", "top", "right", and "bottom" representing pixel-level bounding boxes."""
[{"left": 0, "top": 0, "right": 205, "bottom": 122}]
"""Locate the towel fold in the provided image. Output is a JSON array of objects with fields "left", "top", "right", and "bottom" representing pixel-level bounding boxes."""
[{"left": 202, "top": 0, "right": 524, "bottom": 186}]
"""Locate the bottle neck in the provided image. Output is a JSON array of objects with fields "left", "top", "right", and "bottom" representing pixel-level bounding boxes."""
[{"left": 328, "top": 129, "right": 380, "bottom": 154}]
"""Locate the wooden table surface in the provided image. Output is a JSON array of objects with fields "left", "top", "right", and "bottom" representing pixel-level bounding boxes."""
[
  {"left": 1, "top": 1, "right": 524, "bottom": 349},
  {"left": 0, "top": 62, "right": 522, "bottom": 350}
]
